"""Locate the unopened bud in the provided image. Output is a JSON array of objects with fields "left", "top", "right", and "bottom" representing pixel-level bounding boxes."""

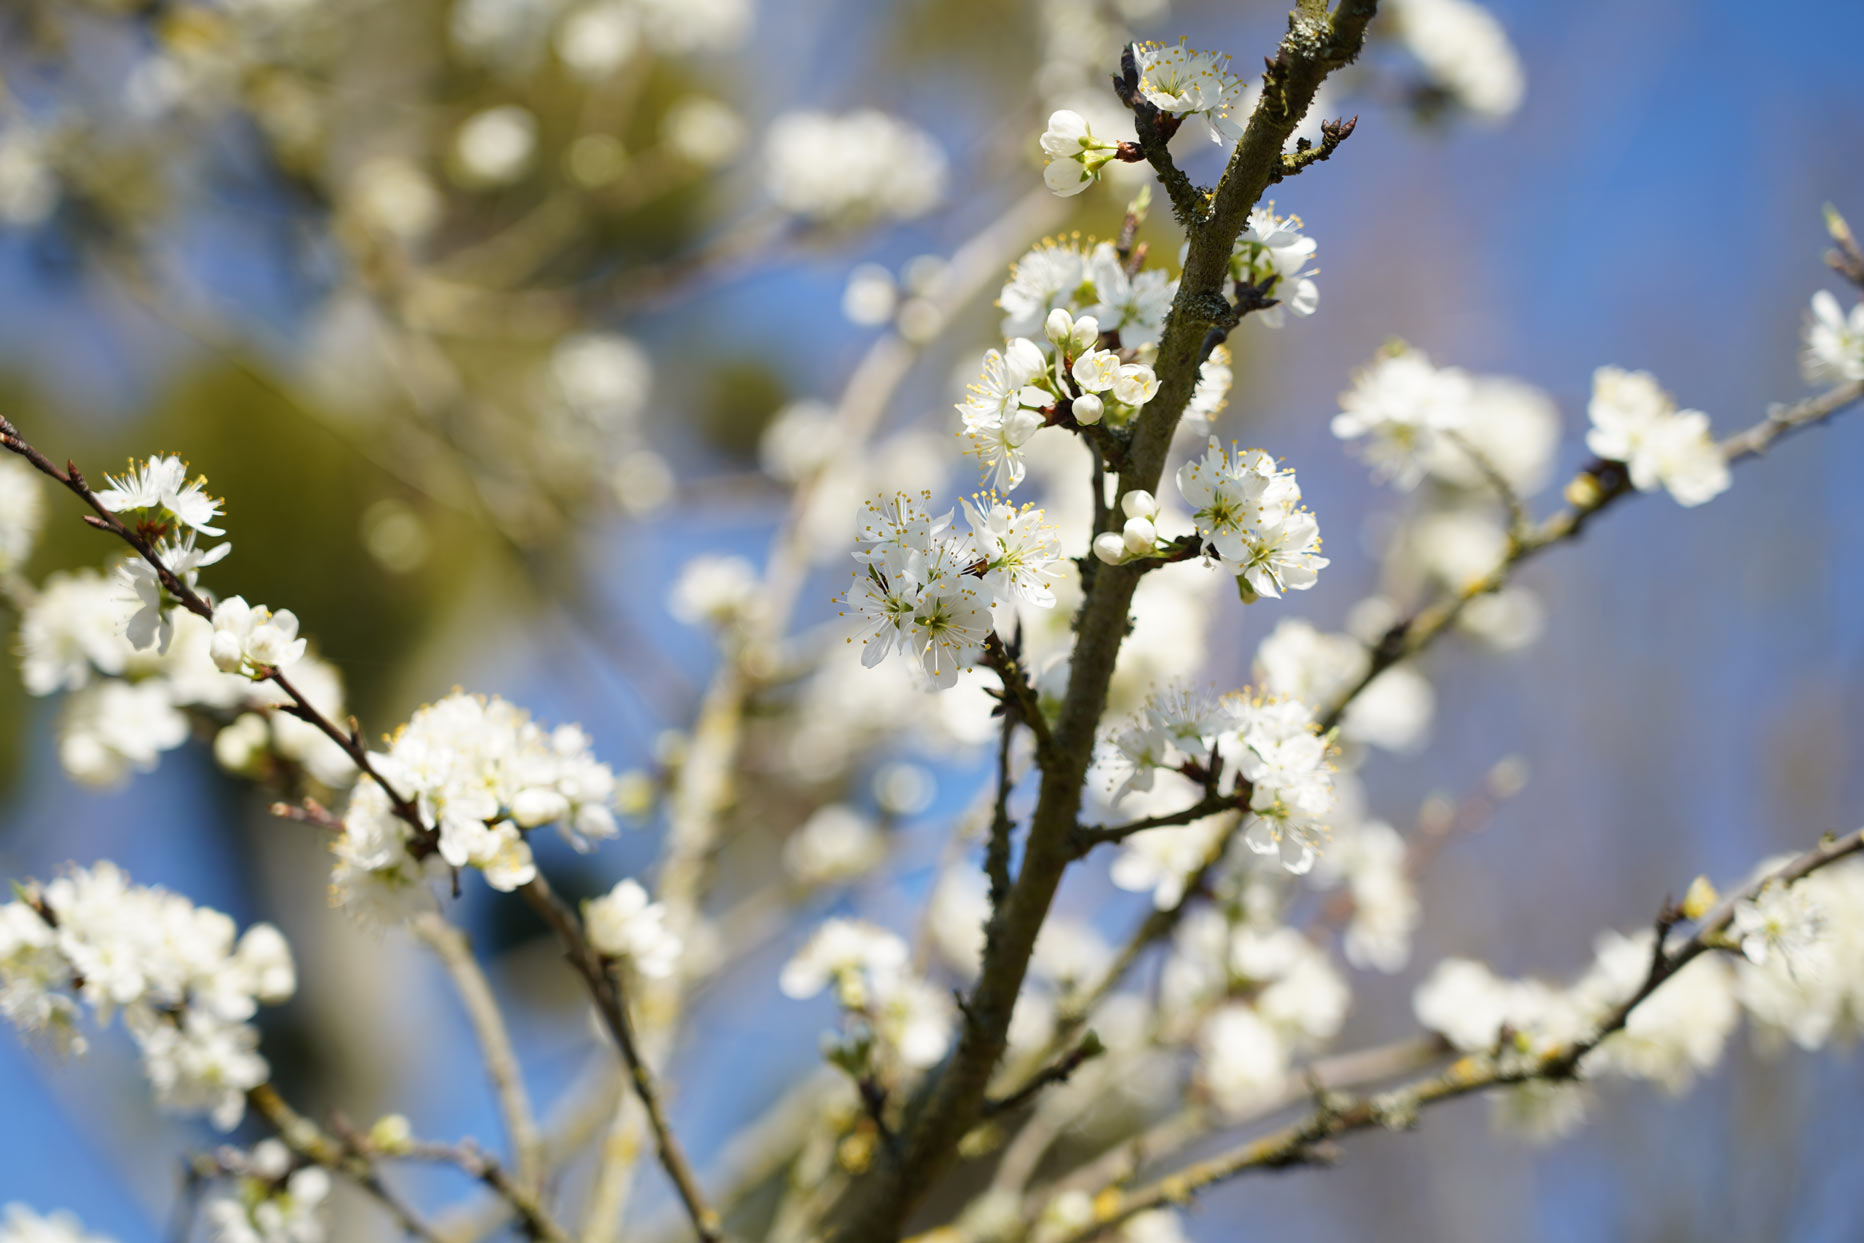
[
  {"left": 1119, "top": 489, "right": 1158, "bottom": 520},
  {"left": 1071, "top": 393, "right": 1104, "bottom": 425},
  {"left": 1121, "top": 515, "right": 1156, "bottom": 556},
  {"left": 1091, "top": 531, "right": 1127, "bottom": 565},
  {"left": 1563, "top": 472, "right": 1604, "bottom": 510},
  {"left": 1045, "top": 307, "right": 1075, "bottom": 345},
  {"left": 1682, "top": 875, "right": 1719, "bottom": 921},
  {"left": 1069, "top": 316, "right": 1100, "bottom": 353}
]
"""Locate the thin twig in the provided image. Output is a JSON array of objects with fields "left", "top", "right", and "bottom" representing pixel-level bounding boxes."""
[
  {"left": 516, "top": 873, "right": 724, "bottom": 1243},
  {"left": 1050, "top": 826, "right": 1864, "bottom": 1241},
  {"left": 247, "top": 1085, "right": 449, "bottom": 1243},
  {"left": 412, "top": 914, "right": 546, "bottom": 1194}
]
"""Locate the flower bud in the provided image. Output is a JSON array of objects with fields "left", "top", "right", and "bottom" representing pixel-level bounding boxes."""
[
  {"left": 1121, "top": 516, "right": 1156, "bottom": 556},
  {"left": 1071, "top": 393, "right": 1104, "bottom": 425},
  {"left": 1070, "top": 316, "right": 1100, "bottom": 352},
  {"left": 1045, "top": 307, "right": 1075, "bottom": 344},
  {"left": 1091, "top": 532, "right": 1127, "bottom": 565},
  {"left": 1119, "top": 489, "right": 1158, "bottom": 520}
]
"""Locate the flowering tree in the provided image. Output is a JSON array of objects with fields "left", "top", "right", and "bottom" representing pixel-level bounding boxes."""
[{"left": 2, "top": 1, "right": 1863, "bottom": 1241}]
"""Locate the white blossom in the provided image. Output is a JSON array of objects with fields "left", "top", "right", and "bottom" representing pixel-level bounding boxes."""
[
  {"left": 18, "top": 569, "right": 133, "bottom": 695},
  {"left": 94, "top": 455, "right": 225, "bottom": 535},
  {"left": 0, "top": 456, "right": 44, "bottom": 573},
  {"left": 764, "top": 111, "right": 946, "bottom": 224},
  {"left": 1585, "top": 366, "right": 1730, "bottom": 507},
  {"left": 333, "top": 693, "right": 622, "bottom": 911},
  {"left": 1333, "top": 346, "right": 1472, "bottom": 489},
  {"left": 1801, "top": 289, "right": 1864, "bottom": 385},
  {"left": 0, "top": 863, "right": 294, "bottom": 1129},
  {"left": 0, "top": 1205, "right": 115, "bottom": 1243},
  {"left": 1176, "top": 438, "right": 1327, "bottom": 598},
  {"left": 1384, "top": 0, "right": 1525, "bottom": 122},
  {"left": 1229, "top": 207, "right": 1319, "bottom": 328},
  {"left": 668, "top": 554, "right": 760, "bottom": 630},
  {"left": 780, "top": 918, "right": 908, "bottom": 1005},
  {"left": 453, "top": 106, "right": 538, "bottom": 186},
  {"left": 1199, "top": 1004, "right": 1288, "bottom": 1115},
  {"left": 202, "top": 1145, "right": 330, "bottom": 1243},
  {"left": 999, "top": 238, "right": 1091, "bottom": 340},
  {"left": 1131, "top": 41, "right": 1248, "bottom": 145},
  {"left": 584, "top": 879, "right": 681, "bottom": 979},
  {"left": 783, "top": 805, "right": 886, "bottom": 886},
  {"left": 210, "top": 597, "right": 307, "bottom": 678},
  {"left": 1039, "top": 109, "right": 1122, "bottom": 197}
]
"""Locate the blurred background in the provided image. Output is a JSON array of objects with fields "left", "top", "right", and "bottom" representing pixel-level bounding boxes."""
[{"left": 2, "top": 0, "right": 1862, "bottom": 1239}]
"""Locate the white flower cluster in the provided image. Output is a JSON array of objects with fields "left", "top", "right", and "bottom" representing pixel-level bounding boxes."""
[
  {"left": 957, "top": 310, "right": 1159, "bottom": 492},
  {"left": 841, "top": 493, "right": 1064, "bottom": 689},
  {"left": 17, "top": 537, "right": 352, "bottom": 789},
  {"left": 202, "top": 1139, "right": 331, "bottom": 1243},
  {"left": 1585, "top": 366, "right": 1730, "bottom": 507},
  {"left": 1382, "top": 0, "right": 1525, "bottom": 122},
  {"left": 764, "top": 111, "right": 946, "bottom": 224},
  {"left": 0, "top": 1205, "right": 113, "bottom": 1243},
  {"left": 1105, "top": 686, "right": 1339, "bottom": 875},
  {"left": 1410, "top": 859, "right": 1864, "bottom": 1143},
  {"left": 94, "top": 454, "right": 226, "bottom": 538},
  {"left": 1172, "top": 920, "right": 1350, "bottom": 1114},
  {"left": 1733, "top": 859, "right": 1864, "bottom": 1051},
  {"left": 210, "top": 596, "right": 308, "bottom": 679},
  {"left": 0, "top": 863, "right": 295, "bottom": 1129},
  {"left": 584, "top": 879, "right": 682, "bottom": 979},
  {"left": 1000, "top": 235, "right": 1176, "bottom": 349},
  {"left": 1802, "top": 289, "right": 1864, "bottom": 385},
  {"left": 332, "top": 692, "right": 623, "bottom": 918},
  {"left": 1131, "top": 40, "right": 1247, "bottom": 145},
  {"left": 1225, "top": 206, "right": 1320, "bottom": 328},
  {"left": 781, "top": 919, "right": 951, "bottom": 1070},
  {"left": 1333, "top": 345, "right": 1474, "bottom": 489},
  {"left": 1174, "top": 438, "right": 1327, "bottom": 599}
]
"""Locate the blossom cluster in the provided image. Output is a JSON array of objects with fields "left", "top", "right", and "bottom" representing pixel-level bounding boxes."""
[
  {"left": 0, "top": 1205, "right": 114, "bottom": 1243},
  {"left": 0, "top": 863, "right": 295, "bottom": 1129},
  {"left": 1381, "top": 0, "right": 1526, "bottom": 122},
  {"left": 1414, "top": 855, "right": 1864, "bottom": 1139},
  {"left": 332, "top": 692, "right": 624, "bottom": 917},
  {"left": 1173, "top": 439, "right": 1327, "bottom": 599},
  {"left": 1105, "top": 684, "right": 1340, "bottom": 875},
  {"left": 763, "top": 110, "right": 947, "bottom": 224},
  {"left": 201, "top": 1140, "right": 332, "bottom": 1243},
  {"left": 781, "top": 919, "right": 952, "bottom": 1071},
  {"left": 1584, "top": 366, "right": 1730, "bottom": 507},
  {"left": 841, "top": 492, "right": 1064, "bottom": 688},
  {"left": 957, "top": 309, "right": 1159, "bottom": 492}
]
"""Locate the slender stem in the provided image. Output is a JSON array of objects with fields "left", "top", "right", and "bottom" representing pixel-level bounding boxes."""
[
  {"left": 1319, "top": 378, "right": 1864, "bottom": 733},
  {"left": 248, "top": 1085, "right": 449, "bottom": 1243},
  {"left": 1051, "top": 827, "right": 1864, "bottom": 1241},
  {"left": 516, "top": 874, "right": 724, "bottom": 1243},
  {"left": 413, "top": 914, "right": 546, "bottom": 1193}
]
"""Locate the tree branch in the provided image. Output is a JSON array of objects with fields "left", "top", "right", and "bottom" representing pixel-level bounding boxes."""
[
  {"left": 1050, "top": 825, "right": 1864, "bottom": 1241},
  {"left": 823, "top": 9, "right": 1380, "bottom": 1238},
  {"left": 1319, "top": 378, "right": 1864, "bottom": 732}
]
